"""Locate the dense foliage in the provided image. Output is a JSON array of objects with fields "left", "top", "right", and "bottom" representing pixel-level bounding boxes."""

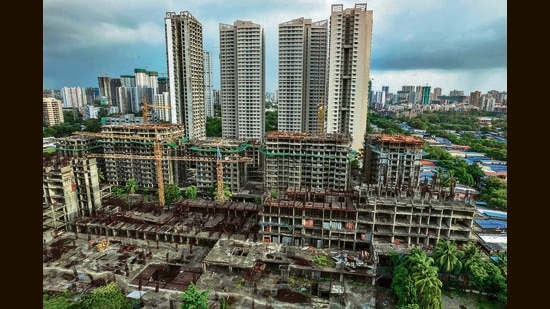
[
  {"left": 391, "top": 247, "right": 444, "bottom": 309},
  {"left": 206, "top": 117, "right": 222, "bottom": 137},
  {"left": 265, "top": 110, "right": 278, "bottom": 132},
  {"left": 180, "top": 283, "right": 210, "bottom": 309},
  {"left": 391, "top": 241, "right": 507, "bottom": 308},
  {"left": 43, "top": 282, "right": 137, "bottom": 309},
  {"left": 478, "top": 176, "right": 507, "bottom": 210},
  {"left": 164, "top": 183, "right": 183, "bottom": 204}
]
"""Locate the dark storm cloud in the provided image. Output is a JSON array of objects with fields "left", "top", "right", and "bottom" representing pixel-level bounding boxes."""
[
  {"left": 43, "top": 0, "right": 506, "bottom": 92},
  {"left": 372, "top": 17, "right": 506, "bottom": 71}
]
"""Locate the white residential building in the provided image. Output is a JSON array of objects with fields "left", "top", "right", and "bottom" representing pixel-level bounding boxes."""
[
  {"left": 165, "top": 11, "right": 206, "bottom": 140},
  {"left": 204, "top": 50, "right": 214, "bottom": 118},
  {"left": 278, "top": 17, "right": 328, "bottom": 133},
  {"left": 326, "top": 3, "right": 373, "bottom": 151},
  {"left": 219, "top": 20, "right": 265, "bottom": 140}
]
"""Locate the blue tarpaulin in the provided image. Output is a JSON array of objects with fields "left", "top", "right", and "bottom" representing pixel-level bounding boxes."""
[{"left": 475, "top": 219, "right": 507, "bottom": 229}]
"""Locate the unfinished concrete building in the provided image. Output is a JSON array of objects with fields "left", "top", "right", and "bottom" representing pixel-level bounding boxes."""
[
  {"left": 56, "top": 135, "right": 103, "bottom": 158},
  {"left": 260, "top": 187, "right": 369, "bottom": 250},
  {"left": 262, "top": 131, "right": 355, "bottom": 193},
  {"left": 363, "top": 134, "right": 424, "bottom": 192},
  {"left": 43, "top": 155, "right": 102, "bottom": 242},
  {"left": 260, "top": 183, "right": 475, "bottom": 254},
  {"left": 183, "top": 138, "right": 255, "bottom": 198},
  {"left": 96, "top": 124, "right": 187, "bottom": 190},
  {"left": 58, "top": 124, "right": 260, "bottom": 201},
  {"left": 72, "top": 198, "right": 262, "bottom": 247}
]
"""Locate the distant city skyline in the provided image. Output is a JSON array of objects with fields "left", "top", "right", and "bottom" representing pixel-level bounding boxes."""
[{"left": 43, "top": 0, "right": 507, "bottom": 94}]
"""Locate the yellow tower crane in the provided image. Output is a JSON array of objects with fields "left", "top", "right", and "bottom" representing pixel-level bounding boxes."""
[
  {"left": 140, "top": 95, "right": 172, "bottom": 124},
  {"left": 72, "top": 129, "right": 252, "bottom": 206},
  {"left": 318, "top": 96, "right": 325, "bottom": 134}
]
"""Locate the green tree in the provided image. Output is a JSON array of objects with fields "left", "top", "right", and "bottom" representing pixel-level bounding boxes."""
[
  {"left": 478, "top": 176, "right": 507, "bottom": 210},
  {"left": 164, "top": 183, "right": 183, "bottom": 204},
  {"left": 460, "top": 242, "right": 482, "bottom": 280},
  {"left": 391, "top": 264, "right": 418, "bottom": 307},
  {"left": 393, "top": 248, "right": 443, "bottom": 309},
  {"left": 407, "top": 249, "right": 443, "bottom": 309},
  {"left": 125, "top": 178, "right": 138, "bottom": 194},
  {"left": 112, "top": 186, "right": 126, "bottom": 197},
  {"left": 270, "top": 188, "right": 279, "bottom": 199},
  {"left": 78, "top": 282, "right": 136, "bottom": 309},
  {"left": 43, "top": 126, "right": 58, "bottom": 137},
  {"left": 180, "top": 283, "right": 210, "bottom": 309},
  {"left": 83, "top": 118, "right": 102, "bottom": 132},
  {"left": 265, "top": 110, "right": 278, "bottom": 132},
  {"left": 467, "top": 261, "right": 506, "bottom": 300},
  {"left": 211, "top": 184, "right": 232, "bottom": 202},
  {"left": 432, "top": 240, "right": 463, "bottom": 275},
  {"left": 184, "top": 185, "right": 198, "bottom": 199},
  {"left": 123, "top": 178, "right": 138, "bottom": 207},
  {"left": 206, "top": 117, "right": 222, "bottom": 137}
]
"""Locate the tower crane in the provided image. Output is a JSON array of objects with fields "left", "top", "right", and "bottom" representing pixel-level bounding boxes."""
[
  {"left": 140, "top": 95, "right": 172, "bottom": 124},
  {"left": 318, "top": 96, "right": 325, "bottom": 134},
  {"left": 72, "top": 129, "right": 252, "bottom": 206}
]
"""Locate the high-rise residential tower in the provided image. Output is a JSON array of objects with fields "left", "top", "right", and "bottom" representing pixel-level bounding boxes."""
[
  {"left": 326, "top": 3, "right": 373, "bottom": 151},
  {"left": 278, "top": 18, "right": 328, "bottom": 133},
  {"left": 203, "top": 50, "right": 214, "bottom": 118},
  {"left": 43, "top": 97, "right": 64, "bottom": 126},
  {"left": 219, "top": 20, "right": 265, "bottom": 140},
  {"left": 61, "top": 87, "right": 87, "bottom": 109},
  {"left": 165, "top": 11, "right": 206, "bottom": 140},
  {"left": 433, "top": 87, "right": 442, "bottom": 101}
]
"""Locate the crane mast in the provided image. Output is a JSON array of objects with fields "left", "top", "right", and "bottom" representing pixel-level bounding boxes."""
[{"left": 72, "top": 130, "right": 252, "bottom": 206}]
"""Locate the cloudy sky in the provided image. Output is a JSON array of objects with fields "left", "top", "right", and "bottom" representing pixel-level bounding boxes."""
[{"left": 43, "top": 0, "right": 506, "bottom": 95}]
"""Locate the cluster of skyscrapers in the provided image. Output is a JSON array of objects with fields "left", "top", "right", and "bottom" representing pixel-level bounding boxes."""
[{"left": 162, "top": 3, "right": 373, "bottom": 150}]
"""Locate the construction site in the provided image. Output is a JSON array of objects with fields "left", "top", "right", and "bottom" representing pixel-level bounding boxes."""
[{"left": 44, "top": 126, "right": 479, "bottom": 308}]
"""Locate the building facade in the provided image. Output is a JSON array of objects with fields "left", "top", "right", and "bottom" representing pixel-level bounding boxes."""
[
  {"left": 203, "top": 50, "right": 214, "bottom": 118},
  {"left": 43, "top": 156, "right": 102, "bottom": 241},
  {"left": 43, "top": 97, "right": 64, "bottom": 126},
  {"left": 326, "top": 3, "right": 373, "bottom": 151},
  {"left": 219, "top": 20, "right": 265, "bottom": 140},
  {"left": 61, "top": 87, "right": 87, "bottom": 109},
  {"left": 165, "top": 11, "right": 206, "bottom": 140},
  {"left": 263, "top": 131, "right": 353, "bottom": 193},
  {"left": 363, "top": 134, "right": 424, "bottom": 191},
  {"left": 278, "top": 18, "right": 328, "bottom": 133}
]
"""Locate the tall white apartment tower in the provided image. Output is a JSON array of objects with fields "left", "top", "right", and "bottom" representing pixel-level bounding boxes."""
[
  {"left": 165, "top": 11, "right": 206, "bottom": 140},
  {"left": 278, "top": 18, "right": 328, "bottom": 133},
  {"left": 203, "top": 50, "right": 214, "bottom": 118},
  {"left": 326, "top": 3, "right": 373, "bottom": 151},
  {"left": 61, "top": 87, "right": 87, "bottom": 109},
  {"left": 219, "top": 20, "right": 265, "bottom": 140}
]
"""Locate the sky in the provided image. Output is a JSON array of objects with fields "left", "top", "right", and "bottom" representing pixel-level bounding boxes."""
[{"left": 43, "top": 0, "right": 507, "bottom": 95}]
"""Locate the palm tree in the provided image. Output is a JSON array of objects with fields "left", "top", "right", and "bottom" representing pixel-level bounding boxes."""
[
  {"left": 432, "top": 240, "right": 463, "bottom": 279},
  {"left": 410, "top": 254, "right": 443, "bottom": 309},
  {"left": 125, "top": 178, "right": 138, "bottom": 208},
  {"left": 125, "top": 178, "right": 137, "bottom": 194},
  {"left": 461, "top": 242, "right": 481, "bottom": 272},
  {"left": 184, "top": 185, "right": 198, "bottom": 199},
  {"left": 460, "top": 242, "right": 482, "bottom": 288},
  {"left": 494, "top": 252, "right": 507, "bottom": 277},
  {"left": 398, "top": 248, "right": 444, "bottom": 309}
]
